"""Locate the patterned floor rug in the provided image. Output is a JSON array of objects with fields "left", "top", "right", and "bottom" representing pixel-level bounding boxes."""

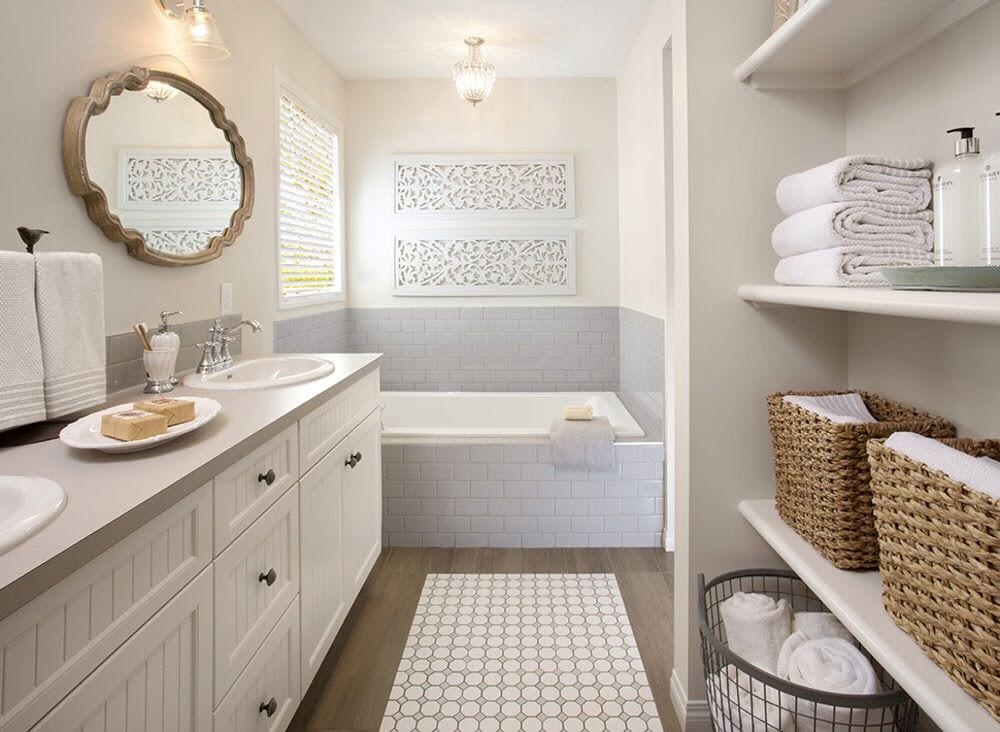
[{"left": 381, "top": 573, "right": 663, "bottom": 732}]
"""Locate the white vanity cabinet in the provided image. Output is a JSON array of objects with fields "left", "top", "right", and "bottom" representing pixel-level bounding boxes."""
[{"left": 0, "top": 363, "right": 382, "bottom": 732}]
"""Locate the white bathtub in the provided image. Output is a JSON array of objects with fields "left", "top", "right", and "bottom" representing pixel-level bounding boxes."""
[{"left": 380, "top": 391, "right": 645, "bottom": 442}]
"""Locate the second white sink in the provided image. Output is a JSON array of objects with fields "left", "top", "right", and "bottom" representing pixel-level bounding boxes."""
[
  {"left": 183, "top": 356, "right": 335, "bottom": 391},
  {"left": 0, "top": 477, "right": 66, "bottom": 554}
]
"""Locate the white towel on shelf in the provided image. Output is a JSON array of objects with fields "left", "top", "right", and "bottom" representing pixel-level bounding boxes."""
[
  {"left": 776, "top": 155, "right": 932, "bottom": 216},
  {"left": 771, "top": 202, "right": 934, "bottom": 259},
  {"left": 777, "top": 633, "right": 884, "bottom": 731},
  {"left": 710, "top": 665, "right": 793, "bottom": 731},
  {"left": 0, "top": 252, "right": 46, "bottom": 431},
  {"left": 34, "top": 252, "right": 106, "bottom": 418},
  {"left": 720, "top": 592, "right": 792, "bottom": 673},
  {"left": 884, "top": 432, "right": 1000, "bottom": 501},
  {"left": 550, "top": 416, "right": 614, "bottom": 469},
  {"left": 773, "top": 245, "right": 933, "bottom": 287},
  {"left": 782, "top": 393, "right": 876, "bottom": 424},
  {"left": 792, "top": 612, "right": 855, "bottom": 643}
]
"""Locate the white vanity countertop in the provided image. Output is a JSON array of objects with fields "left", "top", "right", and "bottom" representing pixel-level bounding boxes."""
[{"left": 0, "top": 353, "right": 382, "bottom": 617}]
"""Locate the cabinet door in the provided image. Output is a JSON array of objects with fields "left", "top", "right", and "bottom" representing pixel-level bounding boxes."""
[
  {"left": 31, "top": 568, "right": 213, "bottom": 732},
  {"left": 342, "top": 410, "right": 383, "bottom": 601},
  {"left": 298, "top": 439, "right": 349, "bottom": 689}
]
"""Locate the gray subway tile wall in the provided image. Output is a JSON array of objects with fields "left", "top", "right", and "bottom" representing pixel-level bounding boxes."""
[
  {"left": 619, "top": 308, "right": 665, "bottom": 440},
  {"left": 275, "top": 305, "right": 623, "bottom": 392},
  {"left": 382, "top": 442, "right": 665, "bottom": 548},
  {"left": 105, "top": 313, "right": 243, "bottom": 392}
]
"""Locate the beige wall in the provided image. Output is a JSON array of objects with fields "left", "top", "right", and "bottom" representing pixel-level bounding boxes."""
[
  {"left": 344, "top": 77, "right": 620, "bottom": 308},
  {"left": 617, "top": 0, "right": 672, "bottom": 320},
  {"left": 846, "top": 3, "right": 1000, "bottom": 438},
  {"left": 0, "top": 0, "right": 347, "bottom": 345}
]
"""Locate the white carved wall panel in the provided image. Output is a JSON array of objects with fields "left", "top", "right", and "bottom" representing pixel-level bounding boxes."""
[
  {"left": 393, "top": 154, "right": 575, "bottom": 218},
  {"left": 118, "top": 148, "right": 241, "bottom": 211},
  {"left": 394, "top": 232, "right": 576, "bottom": 296}
]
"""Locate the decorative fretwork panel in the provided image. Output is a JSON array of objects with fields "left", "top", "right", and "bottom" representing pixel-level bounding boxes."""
[
  {"left": 394, "top": 233, "right": 576, "bottom": 295},
  {"left": 142, "top": 228, "right": 225, "bottom": 255},
  {"left": 393, "top": 155, "right": 575, "bottom": 218},
  {"left": 123, "top": 151, "right": 241, "bottom": 206}
]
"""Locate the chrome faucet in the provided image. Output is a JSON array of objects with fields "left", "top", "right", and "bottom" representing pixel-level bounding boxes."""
[{"left": 196, "top": 318, "right": 263, "bottom": 374}]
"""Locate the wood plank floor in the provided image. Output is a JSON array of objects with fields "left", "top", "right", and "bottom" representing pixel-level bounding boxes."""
[{"left": 290, "top": 548, "right": 680, "bottom": 732}]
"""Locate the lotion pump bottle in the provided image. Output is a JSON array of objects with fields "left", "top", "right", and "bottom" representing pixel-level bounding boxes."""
[
  {"left": 980, "top": 113, "right": 1000, "bottom": 265},
  {"left": 150, "top": 310, "right": 183, "bottom": 385},
  {"left": 934, "top": 127, "right": 983, "bottom": 265}
]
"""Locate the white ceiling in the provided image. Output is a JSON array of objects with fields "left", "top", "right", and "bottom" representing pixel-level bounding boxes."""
[{"left": 273, "top": 0, "right": 651, "bottom": 79}]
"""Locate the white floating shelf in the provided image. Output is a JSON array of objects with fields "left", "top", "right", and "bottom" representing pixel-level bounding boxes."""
[
  {"left": 736, "top": 0, "right": 999, "bottom": 90},
  {"left": 739, "top": 500, "right": 996, "bottom": 731},
  {"left": 738, "top": 283, "right": 1000, "bottom": 326}
]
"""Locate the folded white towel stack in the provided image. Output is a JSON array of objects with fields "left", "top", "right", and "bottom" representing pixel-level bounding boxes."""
[
  {"left": 0, "top": 252, "right": 46, "bottom": 431},
  {"left": 884, "top": 432, "right": 1000, "bottom": 501},
  {"left": 776, "top": 155, "right": 932, "bottom": 216},
  {"left": 777, "top": 633, "right": 885, "bottom": 731},
  {"left": 35, "top": 252, "right": 106, "bottom": 418},
  {"left": 782, "top": 393, "right": 876, "bottom": 424},
  {"left": 773, "top": 155, "right": 933, "bottom": 287},
  {"left": 792, "top": 612, "right": 855, "bottom": 644},
  {"left": 710, "top": 665, "right": 792, "bottom": 731},
  {"left": 720, "top": 592, "right": 792, "bottom": 673}
]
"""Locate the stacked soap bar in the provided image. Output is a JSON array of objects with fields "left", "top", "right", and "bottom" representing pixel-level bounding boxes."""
[{"left": 100, "top": 397, "right": 196, "bottom": 441}]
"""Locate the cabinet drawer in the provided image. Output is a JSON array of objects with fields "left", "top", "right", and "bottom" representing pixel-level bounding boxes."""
[
  {"left": 299, "top": 369, "right": 380, "bottom": 474},
  {"left": 0, "top": 484, "right": 211, "bottom": 732},
  {"left": 214, "top": 597, "right": 300, "bottom": 732},
  {"left": 31, "top": 567, "right": 213, "bottom": 732},
  {"left": 214, "top": 486, "right": 299, "bottom": 705},
  {"left": 214, "top": 423, "right": 299, "bottom": 555}
]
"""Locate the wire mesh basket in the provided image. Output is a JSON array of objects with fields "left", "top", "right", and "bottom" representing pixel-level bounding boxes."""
[{"left": 698, "top": 569, "right": 919, "bottom": 731}]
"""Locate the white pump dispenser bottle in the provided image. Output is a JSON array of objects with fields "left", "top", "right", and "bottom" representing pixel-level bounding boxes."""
[
  {"left": 934, "top": 127, "right": 983, "bottom": 266},
  {"left": 980, "top": 113, "right": 1000, "bottom": 265}
]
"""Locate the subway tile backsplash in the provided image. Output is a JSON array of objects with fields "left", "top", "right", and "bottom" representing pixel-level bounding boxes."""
[{"left": 619, "top": 308, "right": 665, "bottom": 440}]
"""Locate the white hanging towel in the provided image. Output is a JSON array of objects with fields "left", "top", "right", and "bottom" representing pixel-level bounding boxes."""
[
  {"left": 34, "top": 252, "right": 106, "bottom": 418},
  {"left": 884, "top": 432, "right": 1000, "bottom": 501},
  {"left": 771, "top": 202, "right": 934, "bottom": 259},
  {"left": 0, "top": 252, "right": 46, "bottom": 431},
  {"left": 776, "top": 155, "right": 931, "bottom": 216},
  {"left": 773, "top": 245, "right": 933, "bottom": 287}
]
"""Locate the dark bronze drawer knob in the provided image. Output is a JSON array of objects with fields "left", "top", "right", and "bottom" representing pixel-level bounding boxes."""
[
  {"left": 258, "top": 568, "right": 277, "bottom": 587},
  {"left": 345, "top": 452, "right": 362, "bottom": 468},
  {"left": 259, "top": 697, "right": 278, "bottom": 717},
  {"left": 258, "top": 468, "right": 276, "bottom": 486}
]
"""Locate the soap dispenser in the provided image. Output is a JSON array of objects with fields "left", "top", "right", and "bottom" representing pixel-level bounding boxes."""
[
  {"left": 934, "top": 127, "right": 983, "bottom": 265},
  {"left": 981, "top": 113, "right": 1000, "bottom": 265},
  {"left": 150, "top": 310, "right": 183, "bottom": 386}
]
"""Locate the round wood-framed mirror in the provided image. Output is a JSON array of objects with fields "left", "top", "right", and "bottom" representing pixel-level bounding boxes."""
[{"left": 63, "top": 67, "right": 254, "bottom": 266}]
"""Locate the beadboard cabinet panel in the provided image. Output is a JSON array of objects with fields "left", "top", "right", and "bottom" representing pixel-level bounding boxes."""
[
  {"left": 31, "top": 568, "right": 213, "bottom": 732},
  {"left": 0, "top": 485, "right": 211, "bottom": 732},
  {"left": 299, "top": 370, "right": 380, "bottom": 474},
  {"left": 342, "top": 410, "right": 383, "bottom": 602}
]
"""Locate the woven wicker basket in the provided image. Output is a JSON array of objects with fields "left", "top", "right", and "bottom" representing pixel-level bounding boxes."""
[
  {"left": 868, "top": 438, "right": 1000, "bottom": 721},
  {"left": 767, "top": 391, "right": 954, "bottom": 569}
]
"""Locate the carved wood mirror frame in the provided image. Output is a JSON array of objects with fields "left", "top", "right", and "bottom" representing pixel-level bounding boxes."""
[{"left": 63, "top": 67, "right": 255, "bottom": 266}]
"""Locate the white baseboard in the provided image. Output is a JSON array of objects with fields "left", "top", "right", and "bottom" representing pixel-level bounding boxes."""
[
  {"left": 669, "top": 669, "right": 711, "bottom": 731},
  {"left": 663, "top": 533, "right": 675, "bottom": 552}
]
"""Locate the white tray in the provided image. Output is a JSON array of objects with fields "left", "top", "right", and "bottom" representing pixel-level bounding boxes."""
[{"left": 60, "top": 397, "right": 222, "bottom": 454}]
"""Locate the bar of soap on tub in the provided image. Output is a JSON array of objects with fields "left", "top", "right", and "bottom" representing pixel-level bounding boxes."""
[
  {"left": 134, "top": 397, "right": 196, "bottom": 426},
  {"left": 100, "top": 410, "right": 169, "bottom": 442},
  {"left": 564, "top": 405, "right": 594, "bottom": 421}
]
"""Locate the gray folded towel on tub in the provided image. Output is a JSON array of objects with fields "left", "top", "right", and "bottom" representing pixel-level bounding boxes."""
[{"left": 550, "top": 417, "right": 614, "bottom": 470}]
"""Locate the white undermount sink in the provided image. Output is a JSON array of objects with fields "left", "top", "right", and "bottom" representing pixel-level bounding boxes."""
[
  {"left": 183, "top": 355, "right": 335, "bottom": 391},
  {"left": 0, "top": 477, "right": 66, "bottom": 554}
]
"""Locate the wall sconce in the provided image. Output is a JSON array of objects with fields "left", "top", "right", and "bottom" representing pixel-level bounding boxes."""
[
  {"left": 156, "top": 0, "right": 230, "bottom": 61},
  {"left": 135, "top": 55, "right": 193, "bottom": 102}
]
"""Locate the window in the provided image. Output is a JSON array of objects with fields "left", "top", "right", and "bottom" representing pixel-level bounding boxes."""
[{"left": 276, "top": 78, "right": 344, "bottom": 307}]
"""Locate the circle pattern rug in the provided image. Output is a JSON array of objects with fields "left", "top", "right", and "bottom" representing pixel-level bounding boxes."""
[{"left": 381, "top": 573, "right": 663, "bottom": 732}]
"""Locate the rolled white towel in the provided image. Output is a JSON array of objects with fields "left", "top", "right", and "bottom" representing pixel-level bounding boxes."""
[
  {"left": 777, "top": 633, "right": 885, "bottom": 731},
  {"left": 792, "top": 612, "right": 855, "bottom": 644},
  {"left": 782, "top": 393, "right": 876, "bottom": 424},
  {"left": 771, "top": 202, "right": 934, "bottom": 259},
  {"left": 710, "top": 665, "right": 793, "bottom": 731},
  {"left": 773, "top": 245, "right": 933, "bottom": 287},
  {"left": 720, "top": 592, "right": 792, "bottom": 673},
  {"left": 884, "top": 432, "right": 1000, "bottom": 501},
  {"left": 776, "top": 155, "right": 931, "bottom": 216}
]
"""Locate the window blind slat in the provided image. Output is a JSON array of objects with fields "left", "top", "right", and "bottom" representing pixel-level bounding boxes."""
[{"left": 278, "top": 89, "right": 342, "bottom": 303}]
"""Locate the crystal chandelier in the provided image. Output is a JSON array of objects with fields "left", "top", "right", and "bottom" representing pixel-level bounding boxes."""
[{"left": 453, "top": 37, "right": 496, "bottom": 106}]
